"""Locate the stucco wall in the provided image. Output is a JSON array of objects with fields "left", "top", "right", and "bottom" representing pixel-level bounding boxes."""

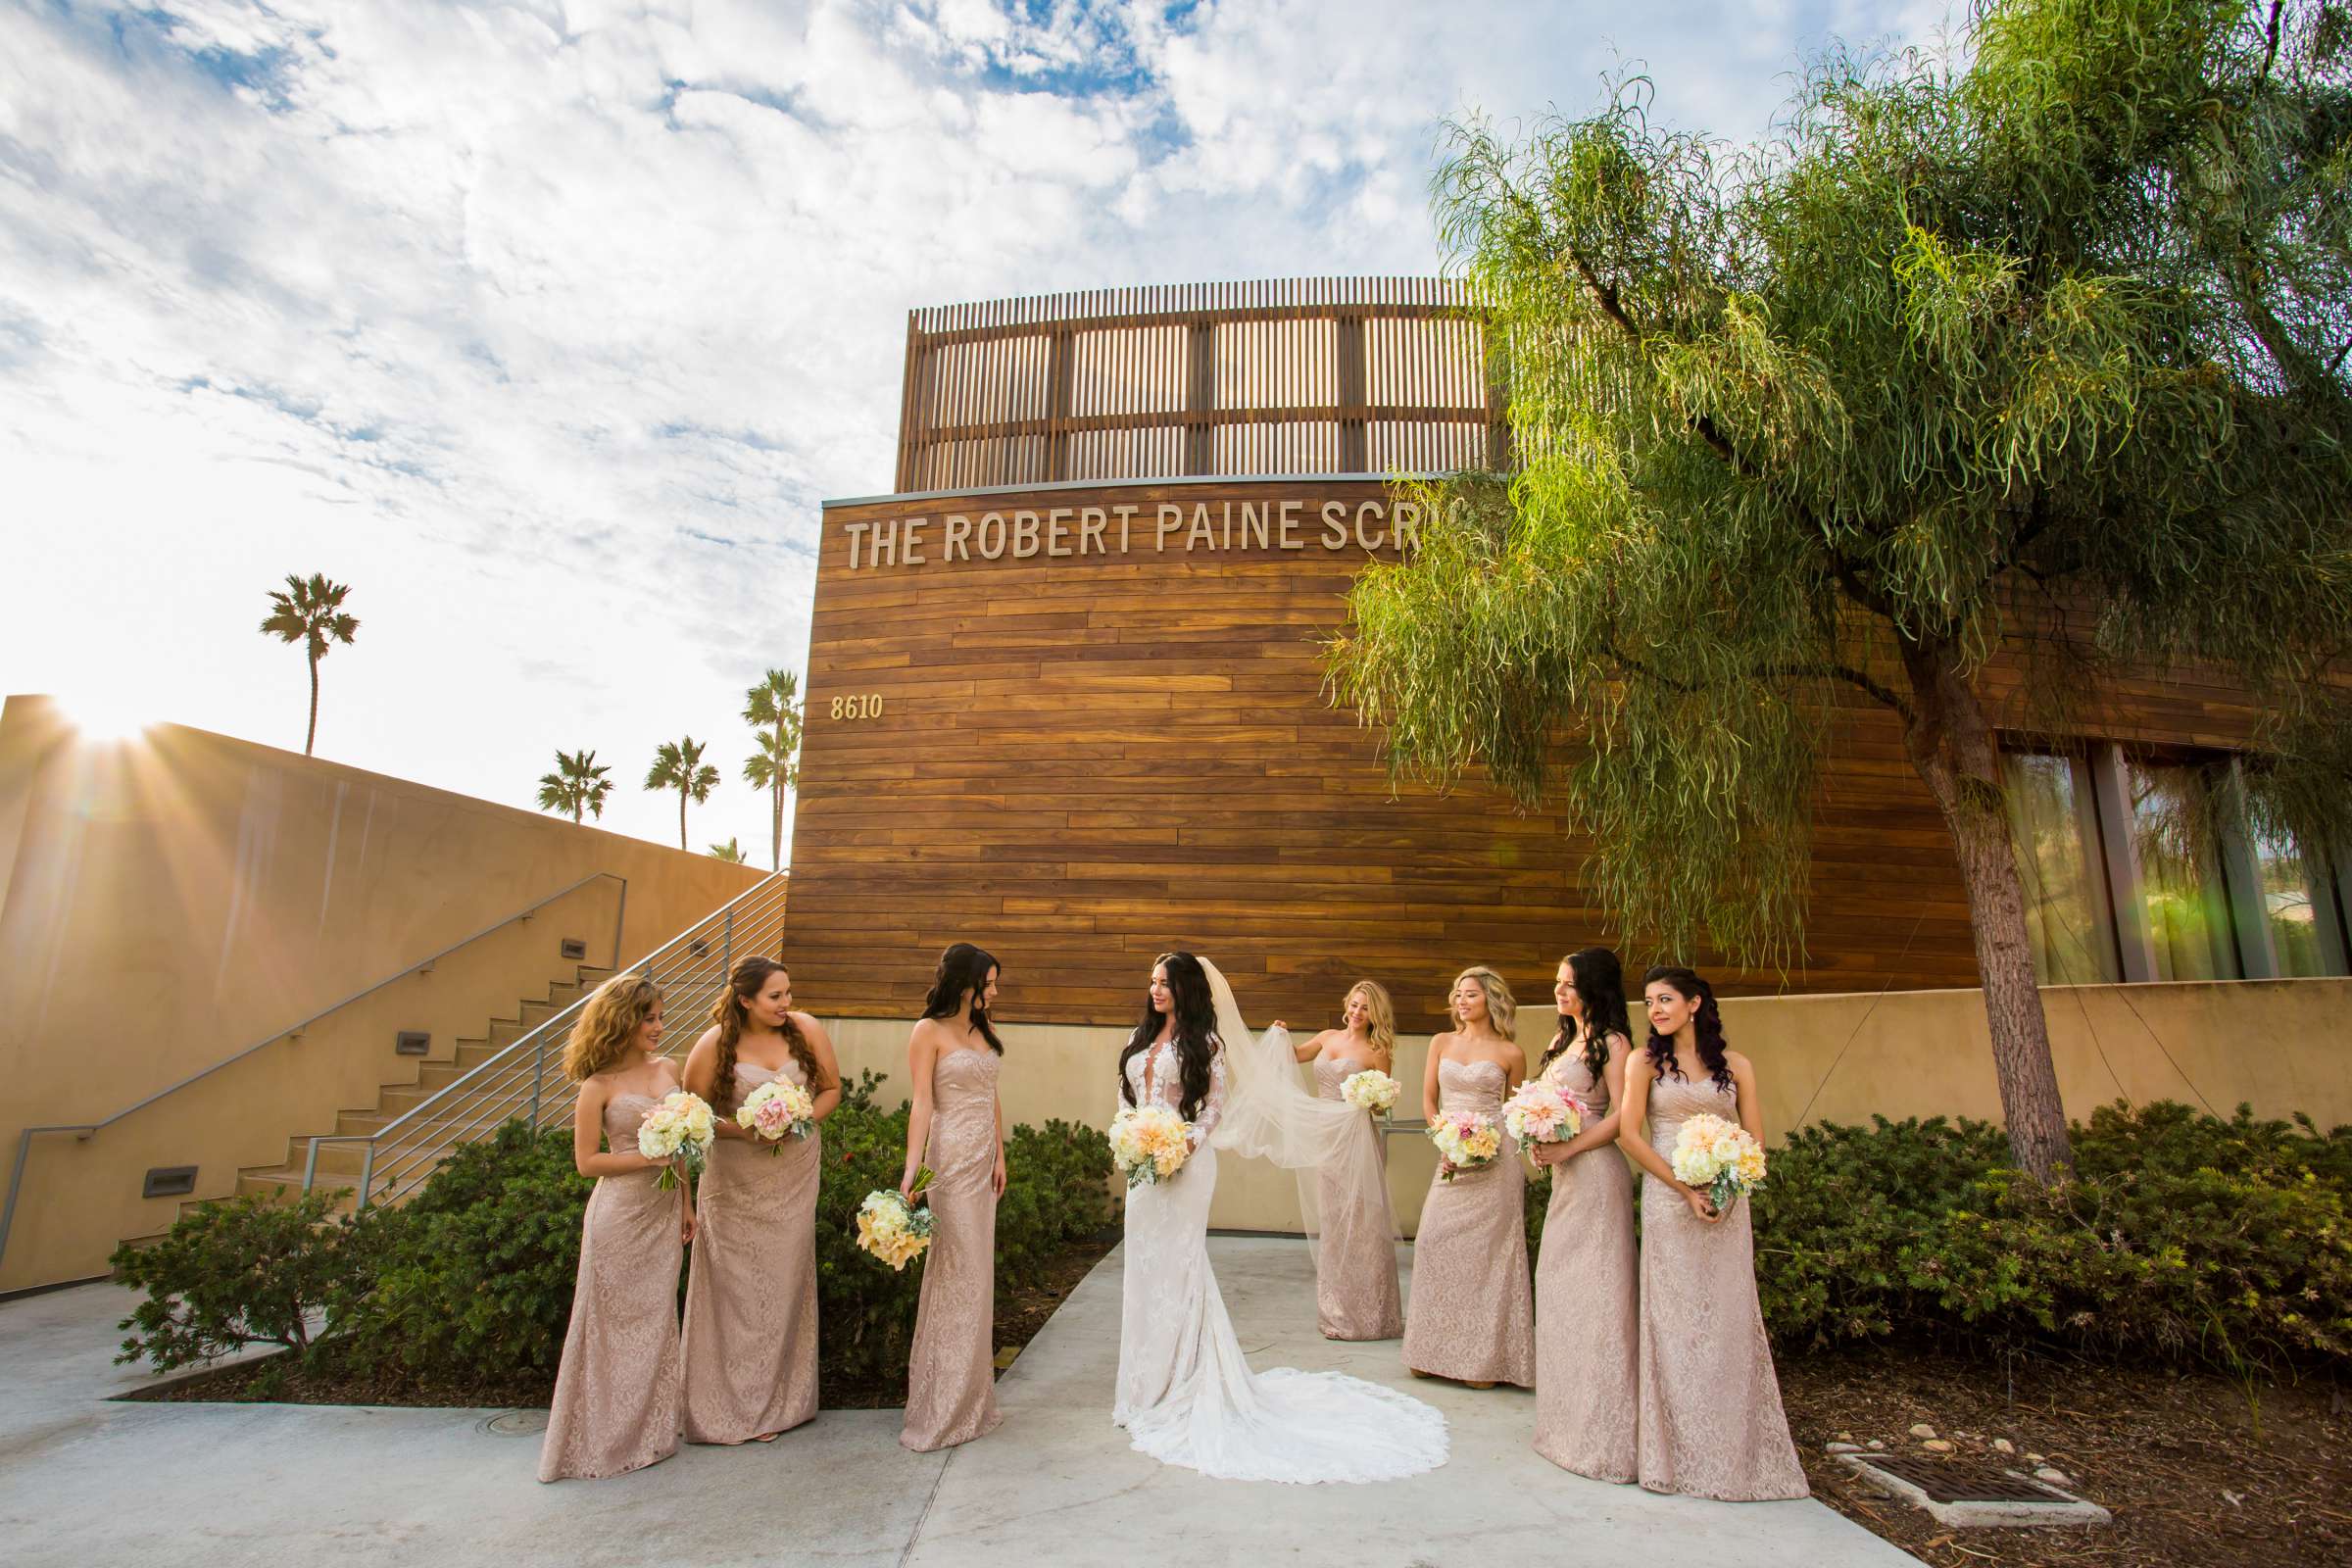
[{"left": 0, "top": 696, "right": 764, "bottom": 1291}]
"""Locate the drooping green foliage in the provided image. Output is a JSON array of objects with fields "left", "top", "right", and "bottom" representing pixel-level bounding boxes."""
[
  {"left": 1335, "top": 0, "right": 2352, "bottom": 963},
  {"left": 1335, "top": 1, "right": 2352, "bottom": 1177}
]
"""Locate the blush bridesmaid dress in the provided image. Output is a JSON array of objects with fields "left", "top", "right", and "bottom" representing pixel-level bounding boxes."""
[
  {"left": 901, "top": 1046, "right": 1005, "bottom": 1450},
  {"left": 1400, "top": 1058, "right": 1535, "bottom": 1387},
  {"left": 1309, "top": 1054, "right": 1404, "bottom": 1340},
  {"left": 1531, "top": 1047, "right": 1639, "bottom": 1481},
  {"left": 680, "top": 1058, "right": 821, "bottom": 1443},
  {"left": 1635, "top": 1070, "right": 1806, "bottom": 1500},
  {"left": 538, "top": 1091, "right": 684, "bottom": 1482}
]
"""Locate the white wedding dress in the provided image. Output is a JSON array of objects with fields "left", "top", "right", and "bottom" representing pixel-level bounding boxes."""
[{"left": 1112, "top": 1031, "right": 1448, "bottom": 1483}]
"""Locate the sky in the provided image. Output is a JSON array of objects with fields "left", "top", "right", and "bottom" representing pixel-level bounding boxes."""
[{"left": 0, "top": 0, "right": 1951, "bottom": 863}]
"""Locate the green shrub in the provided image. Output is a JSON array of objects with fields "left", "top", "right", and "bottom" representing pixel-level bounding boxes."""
[
  {"left": 111, "top": 1190, "right": 350, "bottom": 1372},
  {"left": 814, "top": 1075, "right": 927, "bottom": 1390},
  {"left": 344, "top": 1120, "right": 592, "bottom": 1383},
  {"left": 111, "top": 1088, "right": 1120, "bottom": 1398},
  {"left": 1753, "top": 1114, "right": 2010, "bottom": 1346},
  {"left": 1748, "top": 1102, "right": 2352, "bottom": 1374},
  {"left": 814, "top": 1073, "right": 1118, "bottom": 1396}
]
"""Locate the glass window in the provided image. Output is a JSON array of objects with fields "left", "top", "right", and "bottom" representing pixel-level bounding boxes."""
[
  {"left": 2002, "top": 753, "right": 2119, "bottom": 984},
  {"left": 2251, "top": 822, "right": 2343, "bottom": 978},
  {"left": 2126, "top": 760, "right": 2242, "bottom": 982}
]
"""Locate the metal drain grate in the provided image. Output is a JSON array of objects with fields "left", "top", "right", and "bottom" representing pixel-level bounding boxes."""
[
  {"left": 480, "top": 1409, "right": 549, "bottom": 1437},
  {"left": 1853, "top": 1452, "right": 2059, "bottom": 1503}
]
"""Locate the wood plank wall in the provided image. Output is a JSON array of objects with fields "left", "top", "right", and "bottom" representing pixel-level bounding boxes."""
[
  {"left": 788, "top": 478, "right": 2016, "bottom": 1033},
  {"left": 893, "top": 279, "right": 1502, "bottom": 493}
]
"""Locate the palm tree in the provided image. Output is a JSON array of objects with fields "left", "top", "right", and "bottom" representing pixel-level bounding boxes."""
[
  {"left": 709, "top": 836, "right": 748, "bottom": 863},
  {"left": 536, "top": 749, "right": 612, "bottom": 824},
  {"left": 258, "top": 572, "right": 359, "bottom": 756},
  {"left": 645, "top": 736, "right": 719, "bottom": 852},
  {"left": 742, "top": 668, "right": 802, "bottom": 872}
]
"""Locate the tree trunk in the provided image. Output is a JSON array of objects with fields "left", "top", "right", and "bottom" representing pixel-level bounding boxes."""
[
  {"left": 1896, "top": 640, "right": 2076, "bottom": 1180},
  {"left": 304, "top": 649, "right": 320, "bottom": 757},
  {"left": 770, "top": 781, "right": 783, "bottom": 872},
  {"left": 677, "top": 789, "right": 688, "bottom": 852}
]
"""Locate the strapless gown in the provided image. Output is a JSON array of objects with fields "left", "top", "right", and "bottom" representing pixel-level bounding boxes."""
[
  {"left": 1400, "top": 1058, "right": 1535, "bottom": 1387},
  {"left": 903, "top": 1047, "right": 1005, "bottom": 1450},
  {"left": 539, "top": 1090, "right": 683, "bottom": 1482}
]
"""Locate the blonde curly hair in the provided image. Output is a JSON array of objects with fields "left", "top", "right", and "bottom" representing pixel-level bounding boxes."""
[{"left": 562, "top": 972, "right": 663, "bottom": 1081}]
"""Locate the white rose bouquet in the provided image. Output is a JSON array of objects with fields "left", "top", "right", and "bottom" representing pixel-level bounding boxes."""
[
  {"left": 1669, "top": 1112, "right": 1768, "bottom": 1212},
  {"left": 1340, "top": 1067, "right": 1400, "bottom": 1115},
  {"left": 635, "top": 1088, "right": 716, "bottom": 1190}
]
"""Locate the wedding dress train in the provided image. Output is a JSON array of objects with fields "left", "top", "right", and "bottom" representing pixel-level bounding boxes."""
[{"left": 1111, "top": 1011, "right": 1447, "bottom": 1484}]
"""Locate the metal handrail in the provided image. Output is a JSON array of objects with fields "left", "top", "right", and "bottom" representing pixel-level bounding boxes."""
[
  {"left": 308, "top": 877, "right": 783, "bottom": 1205},
  {"left": 302, "top": 872, "right": 787, "bottom": 1208},
  {"left": 0, "top": 871, "right": 630, "bottom": 1275}
]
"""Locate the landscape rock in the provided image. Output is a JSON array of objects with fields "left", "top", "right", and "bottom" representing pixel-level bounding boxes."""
[
  {"left": 2034, "top": 1466, "right": 2072, "bottom": 1487},
  {"left": 1909, "top": 1423, "right": 1936, "bottom": 1440},
  {"left": 1992, "top": 1439, "right": 2015, "bottom": 1454},
  {"left": 1923, "top": 1440, "right": 1955, "bottom": 1452}
]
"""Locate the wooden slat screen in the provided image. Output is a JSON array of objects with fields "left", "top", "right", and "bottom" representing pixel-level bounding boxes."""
[{"left": 893, "top": 278, "right": 1500, "bottom": 492}]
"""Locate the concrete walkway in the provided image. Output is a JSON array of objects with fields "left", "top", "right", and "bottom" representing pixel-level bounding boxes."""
[{"left": 0, "top": 1240, "right": 1916, "bottom": 1566}]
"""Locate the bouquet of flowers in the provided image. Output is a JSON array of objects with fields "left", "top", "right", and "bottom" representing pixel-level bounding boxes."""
[
  {"left": 1501, "top": 1077, "right": 1585, "bottom": 1151},
  {"left": 1340, "top": 1067, "right": 1400, "bottom": 1115},
  {"left": 736, "top": 1076, "right": 816, "bottom": 1151},
  {"left": 635, "top": 1089, "right": 716, "bottom": 1190},
  {"left": 1427, "top": 1109, "right": 1501, "bottom": 1182},
  {"left": 854, "top": 1185, "right": 937, "bottom": 1271},
  {"left": 1670, "top": 1112, "right": 1768, "bottom": 1211},
  {"left": 1107, "top": 1104, "right": 1194, "bottom": 1188}
]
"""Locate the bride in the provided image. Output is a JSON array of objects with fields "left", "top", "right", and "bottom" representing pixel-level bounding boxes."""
[{"left": 1111, "top": 952, "right": 1448, "bottom": 1483}]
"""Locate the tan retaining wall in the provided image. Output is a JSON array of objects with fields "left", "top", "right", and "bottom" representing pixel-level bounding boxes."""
[
  {"left": 0, "top": 696, "right": 764, "bottom": 1291},
  {"left": 822, "top": 976, "right": 2352, "bottom": 1234}
]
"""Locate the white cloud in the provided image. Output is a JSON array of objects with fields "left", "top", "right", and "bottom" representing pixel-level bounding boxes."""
[{"left": 1, "top": 0, "right": 1947, "bottom": 864}]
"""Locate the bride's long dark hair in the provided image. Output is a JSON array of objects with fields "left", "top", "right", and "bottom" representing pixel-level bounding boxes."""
[{"left": 1118, "top": 951, "right": 1217, "bottom": 1123}]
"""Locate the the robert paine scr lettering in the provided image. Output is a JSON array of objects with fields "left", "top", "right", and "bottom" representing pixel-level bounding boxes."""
[{"left": 837, "top": 497, "right": 1427, "bottom": 569}]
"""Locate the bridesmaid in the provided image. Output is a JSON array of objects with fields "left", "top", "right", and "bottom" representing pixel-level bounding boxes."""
[
  {"left": 1287, "top": 981, "right": 1404, "bottom": 1340},
  {"left": 1401, "top": 965, "right": 1534, "bottom": 1389},
  {"left": 1617, "top": 964, "right": 1806, "bottom": 1500},
  {"left": 1529, "top": 948, "right": 1639, "bottom": 1482},
  {"left": 899, "top": 943, "right": 1009, "bottom": 1451},
  {"left": 539, "top": 973, "right": 692, "bottom": 1483},
  {"left": 679, "top": 956, "right": 841, "bottom": 1445}
]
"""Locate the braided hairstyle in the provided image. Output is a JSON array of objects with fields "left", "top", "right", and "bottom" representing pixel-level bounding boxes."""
[
  {"left": 709, "top": 956, "right": 823, "bottom": 1116},
  {"left": 1543, "top": 947, "right": 1629, "bottom": 1082},
  {"left": 1641, "top": 964, "right": 1733, "bottom": 1091},
  {"left": 1118, "top": 952, "right": 1217, "bottom": 1123}
]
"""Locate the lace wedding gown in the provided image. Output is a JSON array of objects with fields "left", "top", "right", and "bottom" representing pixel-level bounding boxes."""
[{"left": 1112, "top": 1037, "right": 1448, "bottom": 1483}]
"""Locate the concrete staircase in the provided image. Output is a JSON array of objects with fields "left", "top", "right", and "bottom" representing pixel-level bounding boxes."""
[{"left": 226, "top": 963, "right": 612, "bottom": 1212}]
